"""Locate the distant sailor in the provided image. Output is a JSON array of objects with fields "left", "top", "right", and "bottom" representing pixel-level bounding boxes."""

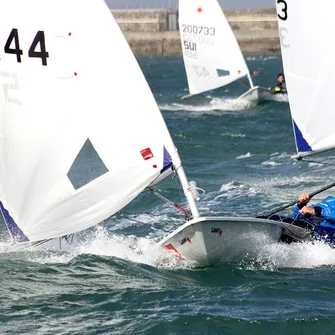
[{"left": 272, "top": 73, "right": 287, "bottom": 94}]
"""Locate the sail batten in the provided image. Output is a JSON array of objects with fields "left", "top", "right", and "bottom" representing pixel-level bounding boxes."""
[
  {"left": 179, "top": 0, "right": 251, "bottom": 97},
  {"left": 0, "top": 0, "right": 185, "bottom": 243},
  {"left": 276, "top": 0, "right": 335, "bottom": 158}
]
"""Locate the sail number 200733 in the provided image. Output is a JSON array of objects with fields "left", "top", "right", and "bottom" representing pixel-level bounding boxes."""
[
  {"left": 182, "top": 25, "right": 215, "bottom": 36},
  {"left": 2, "top": 29, "right": 49, "bottom": 66},
  {"left": 277, "top": 0, "right": 288, "bottom": 21}
]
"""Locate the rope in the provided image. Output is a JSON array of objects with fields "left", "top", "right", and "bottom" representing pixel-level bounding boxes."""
[
  {"left": 237, "top": 80, "right": 251, "bottom": 89},
  {"left": 174, "top": 175, "right": 185, "bottom": 203},
  {"left": 148, "top": 188, "right": 192, "bottom": 220}
]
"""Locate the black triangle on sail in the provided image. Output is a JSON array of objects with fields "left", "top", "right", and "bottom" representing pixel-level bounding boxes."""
[
  {"left": 216, "top": 69, "right": 230, "bottom": 77},
  {"left": 67, "top": 139, "right": 109, "bottom": 190}
]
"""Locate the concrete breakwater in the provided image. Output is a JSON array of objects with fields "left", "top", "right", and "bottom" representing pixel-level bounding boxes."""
[{"left": 112, "top": 8, "right": 280, "bottom": 57}]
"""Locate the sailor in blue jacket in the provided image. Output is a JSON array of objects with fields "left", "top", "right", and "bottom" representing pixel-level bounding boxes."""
[{"left": 294, "top": 193, "right": 335, "bottom": 242}]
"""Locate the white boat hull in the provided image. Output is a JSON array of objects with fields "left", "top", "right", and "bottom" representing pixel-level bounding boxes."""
[
  {"left": 158, "top": 216, "right": 286, "bottom": 266},
  {"left": 237, "top": 86, "right": 288, "bottom": 106}
]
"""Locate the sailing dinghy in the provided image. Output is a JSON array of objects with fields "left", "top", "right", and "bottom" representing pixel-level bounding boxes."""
[
  {"left": 259, "top": 0, "right": 335, "bottom": 245},
  {"left": 0, "top": 0, "right": 183, "bottom": 250},
  {"left": 0, "top": 0, "right": 287, "bottom": 265},
  {"left": 179, "top": 0, "right": 273, "bottom": 106}
]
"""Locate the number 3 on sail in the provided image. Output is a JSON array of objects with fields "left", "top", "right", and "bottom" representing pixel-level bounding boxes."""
[{"left": 277, "top": 0, "right": 288, "bottom": 21}]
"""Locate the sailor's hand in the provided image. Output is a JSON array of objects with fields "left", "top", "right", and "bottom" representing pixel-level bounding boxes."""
[
  {"left": 298, "top": 193, "right": 310, "bottom": 205},
  {"left": 299, "top": 206, "right": 315, "bottom": 216}
]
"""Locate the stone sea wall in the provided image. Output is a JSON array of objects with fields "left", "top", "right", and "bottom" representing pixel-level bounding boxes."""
[{"left": 111, "top": 8, "right": 280, "bottom": 57}]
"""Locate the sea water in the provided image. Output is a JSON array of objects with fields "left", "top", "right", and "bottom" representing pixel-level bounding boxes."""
[{"left": 1, "top": 56, "right": 335, "bottom": 334}]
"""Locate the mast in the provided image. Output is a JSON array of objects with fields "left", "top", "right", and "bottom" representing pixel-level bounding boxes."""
[
  {"left": 172, "top": 150, "right": 200, "bottom": 219},
  {"left": 176, "top": 165, "right": 200, "bottom": 219},
  {"left": 246, "top": 72, "right": 254, "bottom": 89},
  {"left": 241, "top": 52, "right": 254, "bottom": 89}
]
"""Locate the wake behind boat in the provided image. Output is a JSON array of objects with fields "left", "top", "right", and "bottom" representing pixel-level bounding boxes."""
[{"left": 179, "top": 0, "right": 283, "bottom": 107}]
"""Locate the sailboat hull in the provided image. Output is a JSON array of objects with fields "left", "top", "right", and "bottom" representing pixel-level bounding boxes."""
[
  {"left": 158, "top": 216, "right": 285, "bottom": 266},
  {"left": 237, "top": 86, "right": 288, "bottom": 106}
]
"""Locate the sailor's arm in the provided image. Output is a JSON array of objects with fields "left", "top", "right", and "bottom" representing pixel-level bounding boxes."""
[
  {"left": 298, "top": 193, "right": 310, "bottom": 206},
  {"left": 295, "top": 193, "right": 316, "bottom": 216},
  {"left": 299, "top": 206, "right": 316, "bottom": 215},
  {"left": 297, "top": 193, "right": 324, "bottom": 216}
]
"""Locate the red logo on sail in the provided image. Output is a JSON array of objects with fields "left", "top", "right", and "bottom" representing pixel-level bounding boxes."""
[{"left": 141, "top": 148, "right": 154, "bottom": 160}]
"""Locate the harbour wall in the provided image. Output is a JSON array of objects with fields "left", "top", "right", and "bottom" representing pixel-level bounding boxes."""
[{"left": 112, "top": 8, "right": 280, "bottom": 57}]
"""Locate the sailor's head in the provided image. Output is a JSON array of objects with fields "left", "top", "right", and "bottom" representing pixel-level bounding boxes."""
[{"left": 277, "top": 73, "right": 285, "bottom": 83}]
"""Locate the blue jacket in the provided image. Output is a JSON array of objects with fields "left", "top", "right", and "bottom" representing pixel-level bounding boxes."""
[{"left": 294, "top": 196, "right": 335, "bottom": 228}]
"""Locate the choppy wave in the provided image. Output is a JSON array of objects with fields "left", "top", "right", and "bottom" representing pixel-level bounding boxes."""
[
  {"left": 0, "top": 227, "right": 192, "bottom": 270},
  {"left": 236, "top": 152, "right": 253, "bottom": 159},
  {"left": 159, "top": 97, "right": 256, "bottom": 113},
  {"left": 240, "top": 240, "right": 335, "bottom": 271},
  {"left": 2, "top": 56, "right": 335, "bottom": 334},
  {"left": 246, "top": 55, "right": 279, "bottom": 62},
  {"left": 221, "top": 132, "right": 246, "bottom": 138}
]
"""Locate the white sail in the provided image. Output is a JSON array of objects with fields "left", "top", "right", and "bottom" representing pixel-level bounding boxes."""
[
  {"left": 276, "top": 0, "right": 335, "bottom": 157},
  {"left": 0, "top": 0, "right": 185, "bottom": 243},
  {"left": 179, "top": 0, "right": 252, "bottom": 97}
]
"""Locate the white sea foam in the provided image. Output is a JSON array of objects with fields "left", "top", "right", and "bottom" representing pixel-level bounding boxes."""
[
  {"left": 236, "top": 152, "right": 253, "bottom": 160},
  {"left": 0, "top": 226, "right": 192, "bottom": 270},
  {"left": 80, "top": 227, "right": 335, "bottom": 270},
  {"left": 246, "top": 55, "right": 279, "bottom": 62},
  {"left": 221, "top": 132, "right": 246, "bottom": 138},
  {"left": 263, "top": 93, "right": 289, "bottom": 103},
  {"left": 159, "top": 97, "right": 255, "bottom": 113},
  {"left": 242, "top": 240, "right": 335, "bottom": 270},
  {"left": 75, "top": 227, "right": 188, "bottom": 269},
  {"left": 218, "top": 181, "right": 258, "bottom": 200},
  {"left": 3, "top": 221, "right": 335, "bottom": 271},
  {"left": 261, "top": 160, "right": 282, "bottom": 167}
]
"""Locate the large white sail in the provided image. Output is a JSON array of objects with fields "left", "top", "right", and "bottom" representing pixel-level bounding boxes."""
[
  {"left": 179, "top": 0, "right": 251, "bottom": 97},
  {"left": 0, "top": 0, "right": 184, "bottom": 243},
  {"left": 276, "top": 0, "right": 335, "bottom": 157}
]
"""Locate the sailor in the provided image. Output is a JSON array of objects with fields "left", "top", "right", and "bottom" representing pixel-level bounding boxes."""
[
  {"left": 294, "top": 193, "right": 335, "bottom": 241},
  {"left": 295, "top": 193, "right": 335, "bottom": 219},
  {"left": 271, "top": 73, "right": 287, "bottom": 94}
]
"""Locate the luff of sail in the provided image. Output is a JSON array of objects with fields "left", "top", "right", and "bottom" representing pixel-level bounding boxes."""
[
  {"left": 0, "top": 0, "right": 187, "bottom": 243},
  {"left": 276, "top": 0, "right": 335, "bottom": 158},
  {"left": 179, "top": 0, "right": 252, "bottom": 97}
]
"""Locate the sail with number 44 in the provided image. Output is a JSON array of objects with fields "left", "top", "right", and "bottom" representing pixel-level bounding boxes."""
[
  {"left": 276, "top": 0, "right": 335, "bottom": 158},
  {"left": 0, "top": 0, "right": 198, "bottom": 244},
  {"left": 179, "top": 0, "right": 252, "bottom": 98}
]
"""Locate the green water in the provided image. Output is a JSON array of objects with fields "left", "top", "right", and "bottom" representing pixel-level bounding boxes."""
[{"left": 2, "top": 56, "right": 335, "bottom": 334}]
